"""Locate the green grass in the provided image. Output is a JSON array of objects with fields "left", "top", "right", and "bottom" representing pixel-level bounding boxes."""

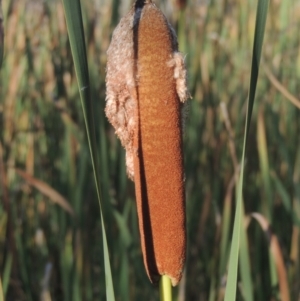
[{"left": 0, "top": 0, "right": 300, "bottom": 300}]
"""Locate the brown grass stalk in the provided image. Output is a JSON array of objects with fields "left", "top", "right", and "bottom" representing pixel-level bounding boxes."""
[
  {"left": 105, "top": 0, "right": 189, "bottom": 286},
  {"left": 250, "top": 213, "right": 290, "bottom": 301},
  {"left": 0, "top": 0, "right": 3, "bottom": 67},
  {"left": 16, "top": 169, "right": 75, "bottom": 216},
  {"left": 263, "top": 64, "right": 300, "bottom": 110},
  {"left": 175, "top": 0, "right": 188, "bottom": 10}
]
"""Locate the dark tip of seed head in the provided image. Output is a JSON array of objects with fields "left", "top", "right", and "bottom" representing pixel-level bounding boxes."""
[
  {"left": 133, "top": 6, "right": 143, "bottom": 29},
  {"left": 134, "top": 0, "right": 144, "bottom": 9},
  {"left": 134, "top": 0, "right": 152, "bottom": 9}
]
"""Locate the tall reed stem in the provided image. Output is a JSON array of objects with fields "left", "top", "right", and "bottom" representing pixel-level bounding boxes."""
[{"left": 0, "top": 0, "right": 3, "bottom": 67}]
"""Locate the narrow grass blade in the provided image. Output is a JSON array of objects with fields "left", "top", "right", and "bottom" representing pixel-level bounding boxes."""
[
  {"left": 15, "top": 169, "right": 75, "bottom": 216},
  {"left": 220, "top": 105, "right": 253, "bottom": 300},
  {"left": 263, "top": 64, "right": 300, "bottom": 110},
  {"left": 2, "top": 252, "right": 12, "bottom": 296},
  {"left": 257, "top": 106, "right": 279, "bottom": 293},
  {"left": 224, "top": 0, "right": 270, "bottom": 300},
  {"left": 251, "top": 213, "right": 290, "bottom": 301},
  {"left": 239, "top": 203, "right": 253, "bottom": 301},
  {"left": 60, "top": 0, "right": 115, "bottom": 300},
  {"left": 257, "top": 107, "right": 272, "bottom": 221},
  {"left": 0, "top": 278, "right": 3, "bottom": 301}
]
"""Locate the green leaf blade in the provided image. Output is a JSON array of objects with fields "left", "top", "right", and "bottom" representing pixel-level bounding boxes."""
[
  {"left": 224, "top": 0, "right": 270, "bottom": 300},
  {"left": 60, "top": 0, "right": 115, "bottom": 300}
]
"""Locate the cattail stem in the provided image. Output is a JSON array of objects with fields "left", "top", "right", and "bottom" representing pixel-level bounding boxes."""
[
  {"left": 159, "top": 275, "right": 172, "bottom": 301},
  {"left": 105, "top": 0, "right": 189, "bottom": 286}
]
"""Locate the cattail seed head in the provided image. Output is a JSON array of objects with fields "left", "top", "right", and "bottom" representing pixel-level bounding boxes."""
[{"left": 105, "top": 0, "right": 189, "bottom": 286}]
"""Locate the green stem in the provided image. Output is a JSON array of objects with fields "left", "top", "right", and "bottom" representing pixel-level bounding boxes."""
[
  {"left": 159, "top": 275, "right": 172, "bottom": 301},
  {"left": 0, "top": 277, "right": 4, "bottom": 301}
]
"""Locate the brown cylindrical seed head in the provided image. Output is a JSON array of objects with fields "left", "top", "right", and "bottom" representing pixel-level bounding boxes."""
[
  {"left": 133, "top": 1, "right": 187, "bottom": 286},
  {"left": 105, "top": 0, "right": 189, "bottom": 286}
]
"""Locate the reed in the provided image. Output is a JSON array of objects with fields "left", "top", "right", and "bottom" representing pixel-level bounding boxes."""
[
  {"left": 0, "top": 0, "right": 3, "bottom": 68},
  {"left": 175, "top": 0, "right": 188, "bottom": 10},
  {"left": 1, "top": 0, "right": 299, "bottom": 300}
]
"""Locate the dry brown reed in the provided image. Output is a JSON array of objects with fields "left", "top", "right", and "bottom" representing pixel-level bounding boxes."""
[
  {"left": 0, "top": 0, "right": 3, "bottom": 67},
  {"left": 174, "top": 0, "right": 188, "bottom": 10},
  {"left": 105, "top": 0, "right": 189, "bottom": 286}
]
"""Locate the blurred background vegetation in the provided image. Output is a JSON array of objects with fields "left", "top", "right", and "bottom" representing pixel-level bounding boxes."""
[{"left": 0, "top": 0, "right": 300, "bottom": 300}]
